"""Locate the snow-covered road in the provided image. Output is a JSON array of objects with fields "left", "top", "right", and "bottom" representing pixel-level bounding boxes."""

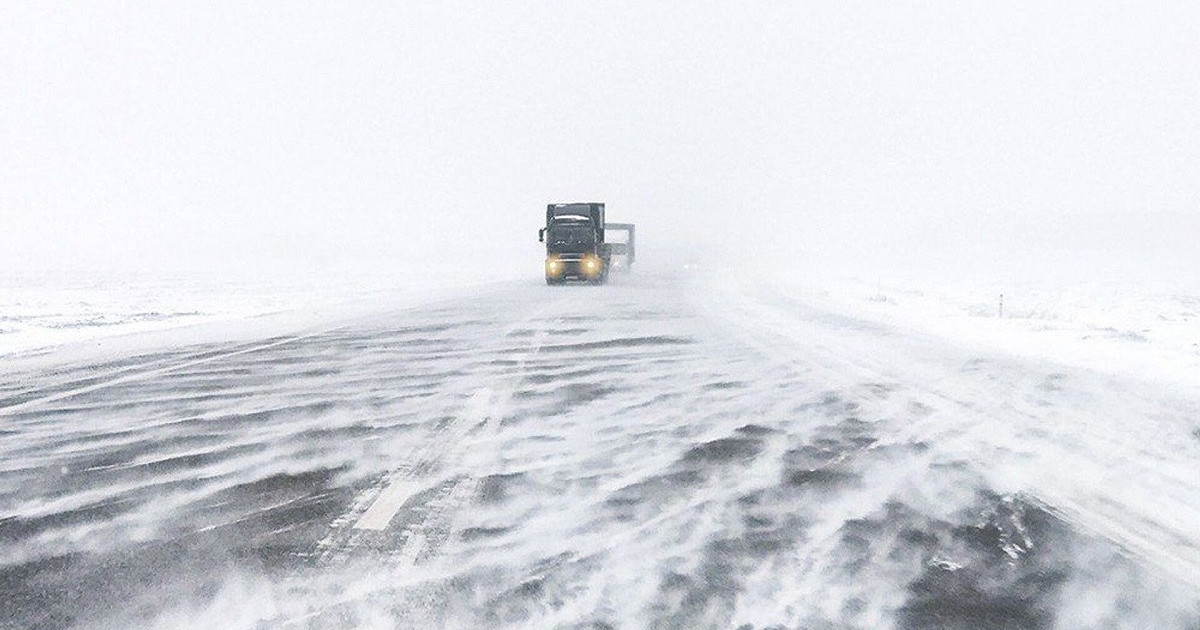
[{"left": 1, "top": 273, "right": 1198, "bottom": 629}]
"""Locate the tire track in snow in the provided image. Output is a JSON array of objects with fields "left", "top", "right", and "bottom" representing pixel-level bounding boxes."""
[
  {"left": 277, "top": 301, "right": 562, "bottom": 628},
  {"left": 310, "top": 302, "right": 557, "bottom": 571}
]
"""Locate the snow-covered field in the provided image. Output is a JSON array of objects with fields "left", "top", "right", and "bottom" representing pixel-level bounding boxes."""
[
  {"left": 759, "top": 272, "right": 1200, "bottom": 398},
  {"left": 0, "top": 267, "right": 518, "bottom": 361},
  {"left": 1, "top": 270, "right": 1198, "bottom": 629},
  {"left": 0, "top": 272, "right": 348, "bottom": 358}
]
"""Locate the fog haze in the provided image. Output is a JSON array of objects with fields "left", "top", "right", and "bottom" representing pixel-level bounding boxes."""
[
  {"left": 3, "top": 2, "right": 1197, "bottom": 284},
  {"left": 5, "top": 6, "right": 1200, "bottom": 628}
]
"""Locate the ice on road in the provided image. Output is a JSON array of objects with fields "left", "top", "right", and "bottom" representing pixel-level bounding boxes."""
[{"left": 1, "top": 273, "right": 1198, "bottom": 629}]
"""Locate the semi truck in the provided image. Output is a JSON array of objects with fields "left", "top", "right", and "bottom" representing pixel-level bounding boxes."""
[{"left": 538, "top": 202, "right": 635, "bottom": 285}]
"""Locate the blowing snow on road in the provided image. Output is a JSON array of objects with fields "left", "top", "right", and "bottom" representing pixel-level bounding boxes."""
[{"left": 1, "top": 273, "right": 1198, "bottom": 629}]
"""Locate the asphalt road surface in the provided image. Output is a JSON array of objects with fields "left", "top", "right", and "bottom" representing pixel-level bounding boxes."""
[{"left": 2, "top": 274, "right": 1198, "bottom": 629}]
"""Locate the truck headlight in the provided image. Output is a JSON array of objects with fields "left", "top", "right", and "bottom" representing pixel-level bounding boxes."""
[{"left": 580, "top": 255, "right": 602, "bottom": 277}]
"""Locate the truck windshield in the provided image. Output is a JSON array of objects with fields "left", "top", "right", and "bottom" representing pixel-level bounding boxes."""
[{"left": 548, "top": 226, "right": 595, "bottom": 252}]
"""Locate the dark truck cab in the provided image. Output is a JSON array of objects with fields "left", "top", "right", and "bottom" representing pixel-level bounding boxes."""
[{"left": 538, "top": 202, "right": 634, "bottom": 285}]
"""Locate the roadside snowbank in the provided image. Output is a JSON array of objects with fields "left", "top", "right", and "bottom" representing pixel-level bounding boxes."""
[
  {"left": 0, "top": 266, "right": 526, "bottom": 365},
  {"left": 747, "top": 271, "right": 1200, "bottom": 398}
]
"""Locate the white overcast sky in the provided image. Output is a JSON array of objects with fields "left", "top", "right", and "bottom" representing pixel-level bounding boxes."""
[{"left": 2, "top": 2, "right": 1197, "bottom": 283}]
